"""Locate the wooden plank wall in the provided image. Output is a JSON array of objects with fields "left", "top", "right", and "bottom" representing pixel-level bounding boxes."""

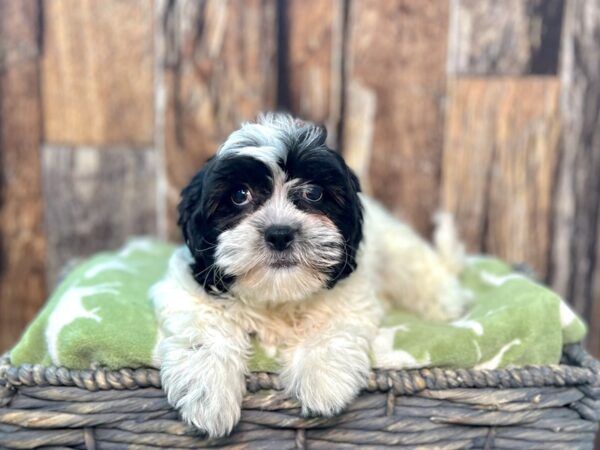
[
  {"left": 1, "top": 0, "right": 600, "bottom": 375},
  {"left": 0, "top": 0, "right": 46, "bottom": 351}
]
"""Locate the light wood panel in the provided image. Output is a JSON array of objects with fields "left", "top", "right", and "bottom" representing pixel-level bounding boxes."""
[
  {"left": 343, "top": 0, "right": 449, "bottom": 236},
  {"left": 42, "top": 0, "right": 154, "bottom": 145},
  {"left": 442, "top": 77, "right": 561, "bottom": 277},
  {"left": 0, "top": 0, "right": 46, "bottom": 351}
]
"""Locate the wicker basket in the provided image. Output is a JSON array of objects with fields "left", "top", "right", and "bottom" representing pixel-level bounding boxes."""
[{"left": 1, "top": 344, "right": 600, "bottom": 450}]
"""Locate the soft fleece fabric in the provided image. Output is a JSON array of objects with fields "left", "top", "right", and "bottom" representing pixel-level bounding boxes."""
[{"left": 11, "top": 238, "right": 586, "bottom": 371}]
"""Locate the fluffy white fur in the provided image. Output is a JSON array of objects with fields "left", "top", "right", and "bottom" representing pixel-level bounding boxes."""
[{"left": 152, "top": 115, "right": 467, "bottom": 437}]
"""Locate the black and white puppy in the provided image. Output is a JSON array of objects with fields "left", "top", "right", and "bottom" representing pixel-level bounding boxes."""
[{"left": 152, "top": 113, "right": 466, "bottom": 437}]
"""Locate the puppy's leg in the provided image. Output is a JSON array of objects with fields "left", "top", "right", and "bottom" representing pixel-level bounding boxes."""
[
  {"left": 153, "top": 280, "right": 250, "bottom": 437},
  {"left": 281, "top": 293, "right": 381, "bottom": 416},
  {"left": 362, "top": 197, "right": 468, "bottom": 321}
]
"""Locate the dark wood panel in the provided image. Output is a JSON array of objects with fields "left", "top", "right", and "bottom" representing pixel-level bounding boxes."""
[
  {"left": 0, "top": 0, "right": 46, "bottom": 352},
  {"left": 42, "top": 146, "right": 158, "bottom": 286},
  {"left": 448, "top": 0, "right": 564, "bottom": 75},
  {"left": 42, "top": 0, "right": 154, "bottom": 145},
  {"left": 552, "top": 0, "right": 600, "bottom": 356},
  {"left": 595, "top": 226, "right": 600, "bottom": 358},
  {"left": 159, "top": 0, "right": 278, "bottom": 240},
  {"left": 286, "top": 0, "right": 344, "bottom": 147},
  {"left": 442, "top": 77, "right": 561, "bottom": 278},
  {"left": 343, "top": 0, "right": 449, "bottom": 236}
]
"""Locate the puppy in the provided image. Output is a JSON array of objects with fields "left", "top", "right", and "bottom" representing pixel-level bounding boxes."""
[{"left": 152, "top": 113, "right": 466, "bottom": 437}]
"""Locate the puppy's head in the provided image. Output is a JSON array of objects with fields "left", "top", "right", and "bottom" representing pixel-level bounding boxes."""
[{"left": 178, "top": 114, "right": 363, "bottom": 304}]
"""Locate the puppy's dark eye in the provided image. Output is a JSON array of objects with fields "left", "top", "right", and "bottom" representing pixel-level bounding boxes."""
[
  {"left": 231, "top": 187, "right": 252, "bottom": 206},
  {"left": 303, "top": 185, "right": 323, "bottom": 202}
]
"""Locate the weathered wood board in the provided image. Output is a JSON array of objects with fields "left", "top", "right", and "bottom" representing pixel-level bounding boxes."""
[
  {"left": 448, "top": 0, "right": 564, "bottom": 75},
  {"left": 285, "top": 0, "right": 344, "bottom": 147},
  {"left": 343, "top": 0, "right": 449, "bottom": 236},
  {"left": 0, "top": 1, "right": 39, "bottom": 70},
  {"left": 595, "top": 218, "right": 600, "bottom": 357},
  {"left": 0, "top": 0, "right": 46, "bottom": 351},
  {"left": 552, "top": 0, "right": 600, "bottom": 353},
  {"left": 41, "top": 0, "right": 154, "bottom": 145},
  {"left": 42, "top": 146, "right": 158, "bottom": 287},
  {"left": 158, "top": 0, "right": 278, "bottom": 240},
  {"left": 442, "top": 77, "right": 561, "bottom": 278}
]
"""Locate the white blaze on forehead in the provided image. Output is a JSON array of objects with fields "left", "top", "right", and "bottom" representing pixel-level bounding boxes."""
[
  {"left": 217, "top": 121, "right": 290, "bottom": 168},
  {"left": 218, "top": 145, "right": 286, "bottom": 169},
  {"left": 216, "top": 115, "right": 327, "bottom": 170}
]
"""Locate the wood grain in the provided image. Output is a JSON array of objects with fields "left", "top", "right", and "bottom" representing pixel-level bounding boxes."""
[
  {"left": 42, "top": 146, "right": 158, "bottom": 286},
  {"left": 552, "top": 0, "right": 600, "bottom": 353},
  {"left": 0, "top": 1, "right": 38, "bottom": 70},
  {"left": 448, "top": 0, "right": 564, "bottom": 75},
  {"left": 42, "top": 0, "right": 154, "bottom": 146},
  {"left": 442, "top": 77, "right": 561, "bottom": 277},
  {"left": 342, "top": 80, "right": 376, "bottom": 187},
  {"left": 159, "top": 0, "right": 278, "bottom": 240},
  {"left": 286, "top": 0, "right": 344, "bottom": 147},
  {"left": 0, "top": 0, "right": 46, "bottom": 352},
  {"left": 343, "top": 0, "right": 449, "bottom": 236}
]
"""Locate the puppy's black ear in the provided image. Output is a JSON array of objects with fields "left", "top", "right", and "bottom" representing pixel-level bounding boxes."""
[
  {"left": 178, "top": 161, "right": 211, "bottom": 247},
  {"left": 326, "top": 160, "right": 364, "bottom": 287},
  {"left": 177, "top": 156, "right": 215, "bottom": 250},
  {"left": 344, "top": 164, "right": 363, "bottom": 240},
  {"left": 178, "top": 158, "right": 233, "bottom": 293}
]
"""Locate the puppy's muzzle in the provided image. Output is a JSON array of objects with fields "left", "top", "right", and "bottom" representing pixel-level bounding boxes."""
[{"left": 264, "top": 225, "right": 296, "bottom": 251}]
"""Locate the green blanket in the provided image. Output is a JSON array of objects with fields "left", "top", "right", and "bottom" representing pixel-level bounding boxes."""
[{"left": 11, "top": 238, "right": 586, "bottom": 371}]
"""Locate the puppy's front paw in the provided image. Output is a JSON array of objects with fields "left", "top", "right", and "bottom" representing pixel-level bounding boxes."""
[
  {"left": 282, "top": 337, "right": 370, "bottom": 417},
  {"left": 160, "top": 340, "right": 246, "bottom": 438}
]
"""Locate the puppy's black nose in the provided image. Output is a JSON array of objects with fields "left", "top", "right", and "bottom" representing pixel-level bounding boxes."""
[{"left": 265, "top": 225, "right": 296, "bottom": 251}]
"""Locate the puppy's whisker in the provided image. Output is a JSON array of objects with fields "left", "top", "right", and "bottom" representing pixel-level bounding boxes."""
[
  {"left": 203, "top": 266, "right": 218, "bottom": 291},
  {"left": 194, "top": 262, "right": 217, "bottom": 278},
  {"left": 328, "top": 244, "right": 351, "bottom": 284},
  {"left": 341, "top": 241, "right": 360, "bottom": 254},
  {"left": 201, "top": 236, "right": 218, "bottom": 247},
  {"left": 214, "top": 267, "right": 229, "bottom": 291},
  {"left": 194, "top": 241, "right": 219, "bottom": 253}
]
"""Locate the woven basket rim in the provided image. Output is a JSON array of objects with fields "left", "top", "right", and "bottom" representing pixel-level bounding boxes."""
[{"left": 2, "top": 344, "right": 599, "bottom": 396}]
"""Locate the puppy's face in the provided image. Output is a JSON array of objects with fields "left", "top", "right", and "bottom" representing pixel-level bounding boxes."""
[{"left": 178, "top": 116, "right": 363, "bottom": 304}]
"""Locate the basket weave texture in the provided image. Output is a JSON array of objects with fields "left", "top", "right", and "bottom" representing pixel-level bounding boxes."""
[{"left": 1, "top": 344, "right": 600, "bottom": 449}]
